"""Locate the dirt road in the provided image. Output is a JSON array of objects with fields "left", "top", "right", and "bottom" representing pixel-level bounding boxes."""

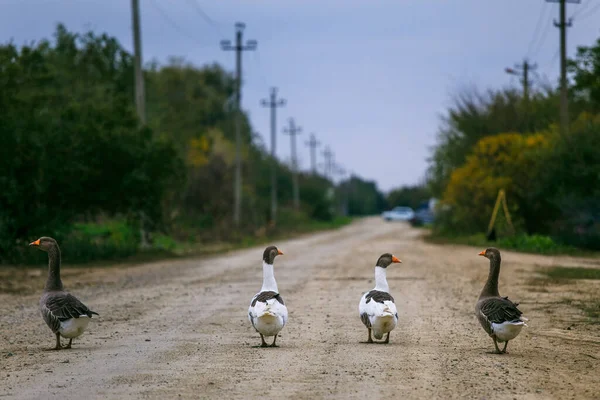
[{"left": 1, "top": 217, "right": 599, "bottom": 399}]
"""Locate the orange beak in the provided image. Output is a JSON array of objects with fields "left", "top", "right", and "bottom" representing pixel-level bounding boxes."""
[
  {"left": 277, "top": 249, "right": 284, "bottom": 255},
  {"left": 29, "top": 239, "right": 40, "bottom": 246},
  {"left": 478, "top": 250, "right": 486, "bottom": 256},
  {"left": 391, "top": 256, "right": 402, "bottom": 263}
]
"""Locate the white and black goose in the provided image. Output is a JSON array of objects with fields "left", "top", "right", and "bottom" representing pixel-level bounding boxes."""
[
  {"left": 359, "top": 253, "right": 401, "bottom": 344},
  {"left": 248, "top": 245, "right": 288, "bottom": 347},
  {"left": 29, "top": 237, "right": 99, "bottom": 350},
  {"left": 476, "top": 247, "right": 528, "bottom": 354}
]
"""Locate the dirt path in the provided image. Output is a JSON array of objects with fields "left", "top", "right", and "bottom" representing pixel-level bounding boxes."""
[{"left": 1, "top": 217, "right": 599, "bottom": 399}]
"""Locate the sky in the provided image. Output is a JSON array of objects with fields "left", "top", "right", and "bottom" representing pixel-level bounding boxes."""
[{"left": 2, "top": 0, "right": 600, "bottom": 192}]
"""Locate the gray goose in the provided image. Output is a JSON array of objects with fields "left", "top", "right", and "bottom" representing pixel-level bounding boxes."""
[
  {"left": 30, "top": 237, "right": 99, "bottom": 350},
  {"left": 476, "top": 247, "right": 528, "bottom": 354}
]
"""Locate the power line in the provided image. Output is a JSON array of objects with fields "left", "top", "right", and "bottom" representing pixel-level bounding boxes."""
[
  {"left": 570, "top": 0, "right": 593, "bottom": 18},
  {"left": 147, "top": 0, "right": 208, "bottom": 46},
  {"left": 527, "top": 2, "right": 550, "bottom": 58},
  {"left": 576, "top": 2, "right": 600, "bottom": 21},
  {"left": 221, "top": 22, "right": 258, "bottom": 227},
  {"left": 184, "top": 0, "right": 225, "bottom": 36},
  {"left": 530, "top": 12, "right": 554, "bottom": 58},
  {"left": 252, "top": 51, "right": 270, "bottom": 89}
]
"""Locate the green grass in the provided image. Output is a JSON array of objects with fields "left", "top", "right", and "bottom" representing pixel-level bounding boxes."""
[
  {"left": 9, "top": 215, "right": 354, "bottom": 267},
  {"left": 582, "top": 301, "right": 600, "bottom": 323},
  {"left": 425, "top": 232, "right": 596, "bottom": 256},
  {"left": 541, "top": 266, "right": 600, "bottom": 280}
]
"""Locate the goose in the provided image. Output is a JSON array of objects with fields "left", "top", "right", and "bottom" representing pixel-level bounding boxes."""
[
  {"left": 248, "top": 245, "right": 288, "bottom": 347},
  {"left": 476, "top": 247, "right": 528, "bottom": 354},
  {"left": 359, "top": 253, "right": 401, "bottom": 343},
  {"left": 29, "top": 237, "right": 99, "bottom": 350}
]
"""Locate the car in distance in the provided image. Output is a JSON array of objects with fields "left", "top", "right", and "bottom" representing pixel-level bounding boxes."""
[{"left": 381, "top": 206, "right": 415, "bottom": 222}]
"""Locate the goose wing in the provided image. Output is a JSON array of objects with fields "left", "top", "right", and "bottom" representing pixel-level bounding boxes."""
[{"left": 478, "top": 296, "right": 522, "bottom": 324}]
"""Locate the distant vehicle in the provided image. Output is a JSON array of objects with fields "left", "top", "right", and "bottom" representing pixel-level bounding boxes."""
[
  {"left": 410, "top": 199, "right": 437, "bottom": 226},
  {"left": 382, "top": 206, "right": 414, "bottom": 222}
]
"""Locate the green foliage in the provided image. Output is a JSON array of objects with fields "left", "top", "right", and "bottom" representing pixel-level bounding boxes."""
[
  {"left": 534, "top": 114, "right": 600, "bottom": 249},
  {"left": 338, "top": 176, "right": 386, "bottom": 216},
  {"left": 386, "top": 185, "right": 431, "bottom": 209},
  {"left": 427, "top": 86, "right": 559, "bottom": 196},
  {"left": 0, "top": 24, "right": 357, "bottom": 265},
  {"left": 542, "top": 266, "right": 600, "bottom": 281},
  {"left": 439, "top": 132, "right": 549, "bottom": 235},
  {"left": 427, "top": 232, "right": 579, "bottom": 256},
  {"left": 568, "top": 37, "right": 600, "bottom": 112},
  {"left": 0, "top": 24, "right": 184, "bottom": 263},
  {"left": 427, "top": 34, "right": 600, "bottom": 252}
]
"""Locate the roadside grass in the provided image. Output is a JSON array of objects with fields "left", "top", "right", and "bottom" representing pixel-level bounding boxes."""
[
  {"left": 425, "top": 231, "right": 597, "bottom": 257},
  {"left": 5, "top": 215, "right": 354, "bottom": 268},
  {"left": 529, "top": 266, "right": 600, "bottom": 325},
  {"left": 541, "top": 266, "right": 600, "bottom": 280}
]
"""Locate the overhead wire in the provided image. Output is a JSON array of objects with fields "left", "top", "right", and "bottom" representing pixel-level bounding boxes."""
[
  {"left": 569, "top": 0, "right": 593, "bottom": 19},
  {"left": 529, "top": 7, "right": 554, "bottom": 59},
  {"left": 147, "top": 0, "right": 212, "bottom": 47},
  {"left": 575, "top": 2, "right": 600, "bottom": 21},
  {"left": 527, "top": 2, "right": 550, "bottom": 59},
  {"left": 183, "top": 0, "right": 226, "bottom": 37}
]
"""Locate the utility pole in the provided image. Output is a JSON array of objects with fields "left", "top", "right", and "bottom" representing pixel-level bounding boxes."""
[
  {"left": 322, "top": 146, "right": 334, "bottom": 180},
  {"left": 334, "top": 164, "right": 348, "bottom": 216},
  {"left": 283, "top": 118, "right": 302, "bottom": 210},
  {"left": 131, "top": 0, "right": 150, "bottom": 249},
  {"left": 505, "top": 60, "right": 537, "bottom": 101},
  {"left": 547, "top": 0, "right": 580, "bottom": 136},
  {"left": 305, "top": 133, "right": 320, "bottom": 175},
  {"left": 131, "top": 0, "right": 145, "bottom": 124},
  {"left": 506, "top": 59, "right": 538, "bottom": 131},
  {"left": 221, "top": 23, "right": 257, "bottom": 227},
  {"left": 260, "top": 88, "right": 286, "bottom": 225}
]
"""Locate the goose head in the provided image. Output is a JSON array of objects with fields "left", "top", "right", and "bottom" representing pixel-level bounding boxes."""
[
  {"left": 478, "top": 247, "right": 501, "bottom": 262},
  {"left": 29, "top": 236, "right": 58, "bottom": 253},
  {"left": 376, "top": 253, "right": 402, "bottom": 268},
  {"left": 263, "top": 245, "right": 284, "bottom": 265}
]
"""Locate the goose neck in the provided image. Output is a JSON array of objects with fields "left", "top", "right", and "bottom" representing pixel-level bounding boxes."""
[
  {"left": 261, "top": 261, "right": 278, "bottom": 292},
  {"left": 44, "top": 245, "right": 63, "bottom": 292},
  {"left": 374, "top": 266, "right": 389, "bottom": 292}
]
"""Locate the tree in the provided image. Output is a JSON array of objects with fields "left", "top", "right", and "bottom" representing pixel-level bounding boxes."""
[
  {"left": 428, "top": 87, "right": 559, "bottom": 196},
  {"left": 568, "top": 37, "right": 600, "bottom": 113},
  {"left": 439, "top": 132, "right": 549, "bottom": 235},
  {"left": 338, "top": 177, "right": 386, "bottom": 216},
  {"left": 0, "top": 25, "right": 184, "bottom": 263},
  {"left": 387, "top": 185, "right": 431, "bottom": 210}
]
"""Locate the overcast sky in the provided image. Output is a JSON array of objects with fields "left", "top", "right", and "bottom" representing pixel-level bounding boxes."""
[{"left": 2, "top": 0, "right": 600, "bottom": 192}]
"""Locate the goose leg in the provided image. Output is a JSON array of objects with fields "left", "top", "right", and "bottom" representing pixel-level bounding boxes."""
[
  {"left": 383, "top": 332, "right": 390, "bottom": 344},
  {"left": 270, "top": 334, "right": 279, "bottom": 348},
  {"left": 501, "top": 341, "right": 509, "bottom": 354},
  {"left": 260, "top": 334, "right": 268, "bottom": 347},
  {"left": 63, "top": 338, "right": 73, "bottom": 349},
  {"left": 47, "top": 332, "right": 62, "bottom": 351},
  {"left": 367, "top": 328, "right": 373, "bottom": 343},
  {"left": 492, "top": 337, "right": 502, "bottom": 354}
]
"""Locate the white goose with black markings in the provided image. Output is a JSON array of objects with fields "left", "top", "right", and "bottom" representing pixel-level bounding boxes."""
[
  {"left": 358, "top": 253, "right": 401, "bottom": 344},
  {"left": 248, "top": 245, "right": 288, "bottom": 347}
]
